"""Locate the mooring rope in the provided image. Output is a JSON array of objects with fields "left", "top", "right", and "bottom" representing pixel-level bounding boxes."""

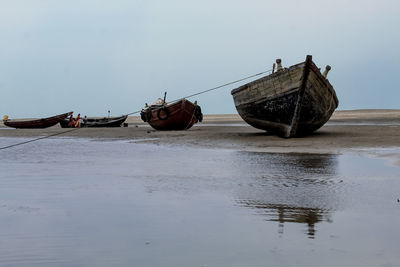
[
  {"left": 125, "top": 68, "right": 272, "bottom": 116},
  {"left": 0, "top": 68, "right": 272, "bottom": 150},
  {"left": 0, "top": 128, "right": 81, "bottom": 151}
]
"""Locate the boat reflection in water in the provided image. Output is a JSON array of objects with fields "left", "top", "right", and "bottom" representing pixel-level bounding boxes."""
[
  {"left": 234, "top": 152, "right": 341, "bottom": 239},
  {"left": 237, "top": 201, "right": 331, "bottom": 238}
]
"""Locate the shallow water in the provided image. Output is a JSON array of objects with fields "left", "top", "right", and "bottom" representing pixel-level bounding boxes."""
[{"left": 0, "top": 137, "right": 399, "bottom": 267}]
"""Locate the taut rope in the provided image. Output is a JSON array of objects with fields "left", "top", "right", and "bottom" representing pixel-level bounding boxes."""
[
  {"left": 0, "top": 68, "right": 272, "bottom": 150},
  {"left": 0, "top": 128, "right": 80, "bottom": 151},
  {"left": 125, "top": 69, "right": 272, "bottom": 116}
]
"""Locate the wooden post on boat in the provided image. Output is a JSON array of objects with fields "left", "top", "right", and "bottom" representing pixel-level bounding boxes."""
[
  {"left": 276, "top": 59, "right": 283, "bottom": 71},
  {"left": 163, "top": 92, "right": 167, "bottom": 104},
  {"left": 322, "top": 65, "right": 331, "bottom": 78}
]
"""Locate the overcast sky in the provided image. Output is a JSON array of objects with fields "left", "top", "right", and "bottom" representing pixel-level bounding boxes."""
[{"left": 1, "top": 0, "right": 399, "bottom": 117}]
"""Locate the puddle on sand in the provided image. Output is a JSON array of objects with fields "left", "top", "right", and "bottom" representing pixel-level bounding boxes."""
[{"left": 0, "top": 137, "right": 399, "bottom": 267}]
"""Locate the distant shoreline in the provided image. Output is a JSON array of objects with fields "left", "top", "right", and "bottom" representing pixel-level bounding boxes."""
[
  {"left": 2, "top": 109, "right": 400, "bottom": 125},
  {"left": 121, "top": 109, "right": 400, "bottom": 124}
]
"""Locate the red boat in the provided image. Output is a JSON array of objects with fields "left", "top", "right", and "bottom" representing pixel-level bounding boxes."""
[
  {"left": 3, "top": 112, "right": 73, "bottom": 129},
  {"left": 140, "top": 98, "right": 202, "bottom": 130}
]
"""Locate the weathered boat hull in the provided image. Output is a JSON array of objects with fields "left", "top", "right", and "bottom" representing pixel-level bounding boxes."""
[
  {"left": 59, "top": 115, "right": 128, "bottom": 128},
  {"left": 3, "top": 112, "right": 73, "bottom": 129},
  {"left": 231, "top": 55, "right": 338, "bottom": 137},
  {"left": 141, "top": 99, "right": 202, "bottom": 130}
]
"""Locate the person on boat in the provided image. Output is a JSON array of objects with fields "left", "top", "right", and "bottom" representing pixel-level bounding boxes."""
[
  {"left": 78, "top": 116, "right": 84, "bottom": 127},
  {"left": 75, "top": 114, "right": 81, "bottom": 128},
  {"left": 83, "top": 115, "right": 88, "bottom": 126},
  {"left": 67, "top": 115, "right": 75, "bottom": 127}
]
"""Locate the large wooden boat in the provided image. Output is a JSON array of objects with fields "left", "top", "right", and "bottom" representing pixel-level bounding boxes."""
[
  {"left": 231, "top": 55, "right": 338, "bottom": 137},
  {"left": 59, "top": 115, "right": 128, "bottom": 128},
  {"left": 3, "top": 112, "right": 73, "bottom": 129},
  {"left": 140, "top": 98, "right": 203, "bottom": 130}
]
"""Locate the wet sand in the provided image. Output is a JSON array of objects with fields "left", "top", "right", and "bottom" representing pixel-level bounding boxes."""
[
  {"left": 1, "top": 112, "right": 400, "bottom": 266},
  {"left": 1, "top": 109, "right": 399, "bottom": 157}
]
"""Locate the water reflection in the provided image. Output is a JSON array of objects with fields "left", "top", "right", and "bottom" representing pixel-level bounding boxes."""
[
  {"left": 238, "top": 201, "right": 331, "bottom": 238},
  {"left": 234, "top": 152, "right": 340, "bottom": 238}
]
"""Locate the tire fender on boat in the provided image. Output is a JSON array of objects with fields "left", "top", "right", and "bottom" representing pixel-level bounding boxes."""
[
  {"left": 157, "top": 107, "right": 169, "bottom": 120},
  {"left": 141, "top": 109, "right": 153, "bottom": 122},
  {"left": 194, "top": 105, "right": 203, "bottom": 122}
]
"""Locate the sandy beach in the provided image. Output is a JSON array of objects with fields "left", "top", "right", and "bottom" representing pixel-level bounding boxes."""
[{"left": 1, "top": 109, "right": 399, "bottom": 157}]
